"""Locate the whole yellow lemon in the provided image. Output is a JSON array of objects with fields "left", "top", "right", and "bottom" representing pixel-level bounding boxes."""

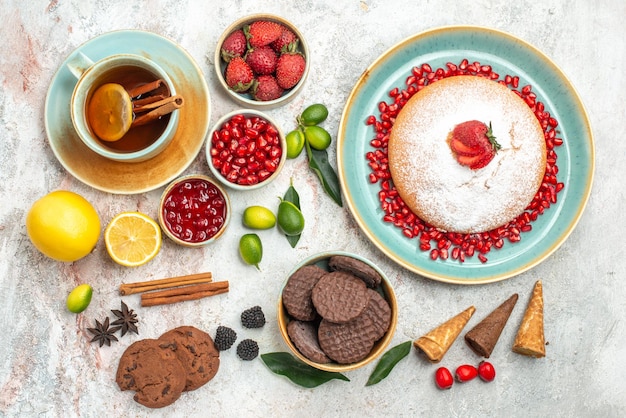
[{"left": 26, "top": 190, "right": 101, "bottom": 262}]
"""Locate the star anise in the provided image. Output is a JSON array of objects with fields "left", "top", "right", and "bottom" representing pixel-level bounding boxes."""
[
  {"left": 87, "top": 317, "right": 121, "bottom": 347},
  {"left": 111, "top": 301, "right": 139, "bottom": 336}
]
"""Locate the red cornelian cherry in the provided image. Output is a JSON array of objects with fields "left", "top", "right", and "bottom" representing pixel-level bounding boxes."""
[
  {"left": 434, "top": 367, "right": 454, "bottom": 390},
  {"left": 455, "top": 364, "right": 478, "bottom": 382},
  {"left": 477, "top": 361, "right": 496, "bottom": 382}
]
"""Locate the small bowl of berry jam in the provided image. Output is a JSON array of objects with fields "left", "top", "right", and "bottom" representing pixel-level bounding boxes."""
[
  {"left": 206, "top": 109, "right": 286, "bottom": 190},
  {"left": 159, "top": 174, "right": 231, "bottom": 247}
]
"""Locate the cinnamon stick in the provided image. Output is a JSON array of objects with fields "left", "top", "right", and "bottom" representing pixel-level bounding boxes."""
[
  {"left": 141, "top": 281, "right": 229, "bottom": 307},
  {"left": 131, "top": 96, "right": 184, "bottom": 127},
  {"left": 119, "top": 272, "right": 213, "bottom": 296},
  {"left": 133, "top": 95, "right": 183, "bottom": 113},
  {"left": 127, "top": 79, "right": 165, "bottom": 99},
  {"left": 132, "top": 94, "right": 167, "bottom": 108}
]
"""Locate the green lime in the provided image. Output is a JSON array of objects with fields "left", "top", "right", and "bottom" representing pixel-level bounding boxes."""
[
  {"left": 303, "top": 125, "right": 332, "bottom": 151},
  {"left": 277, "top": 200, "right": 305, "bottom": 236},
  {"left": 243, "top": 205, "right": 276, "bottom": 229},
  {"left": 299, "top": 103, "right": 329, "bottom": 126},
  {"left": 239, "top": 233, "right": 263, "bottom": 269},
  {"left": 66, "top": 283, "right": 93, "bottom": 313},
  {"left": 285, "top": 129, "right": 305, "bottom": 159}
]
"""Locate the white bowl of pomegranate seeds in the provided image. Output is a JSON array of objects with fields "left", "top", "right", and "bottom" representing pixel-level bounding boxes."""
[
  {"left": 215, "top": 14, "right": 310, "bottom": 109},
  {"left": 206, "top": 109, "right": 287, "bottom": 190},
  {"left": 158, "top": 174, "right": 231, "bottom": 247}
]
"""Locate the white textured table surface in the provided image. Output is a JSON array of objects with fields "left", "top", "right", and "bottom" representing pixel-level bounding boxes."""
[{"left": 1, "top": 1, "right": 624, "bottom": 416}]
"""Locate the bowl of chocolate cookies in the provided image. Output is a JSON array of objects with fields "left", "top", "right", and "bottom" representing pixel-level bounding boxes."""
[{"left": 278, "top": 251, "right": 397, "bottom": 372}]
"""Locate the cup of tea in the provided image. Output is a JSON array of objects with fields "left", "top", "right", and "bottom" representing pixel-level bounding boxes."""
[{"left": 68, "top": 52, "right": 183, "bottom": 163}]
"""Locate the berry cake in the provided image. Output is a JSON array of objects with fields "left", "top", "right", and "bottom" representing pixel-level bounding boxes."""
[{"left": 388, "top": 75, "right": 546, "bottom": 234}]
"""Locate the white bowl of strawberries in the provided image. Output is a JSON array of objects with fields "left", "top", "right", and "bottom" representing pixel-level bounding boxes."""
[{"left": 215, "top": 14, "right": 310, "bottom": 108}]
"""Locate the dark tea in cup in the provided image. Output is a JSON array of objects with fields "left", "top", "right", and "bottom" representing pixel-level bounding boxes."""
[
  {"left": 69, "top": 53, "right": 181, "bottom": 163},
  {"left": 86, "top": 65, "right": 171, "bottom": 153}
]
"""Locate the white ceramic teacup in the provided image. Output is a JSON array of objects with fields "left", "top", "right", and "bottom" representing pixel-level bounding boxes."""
[{"left": 68, "top": 52, "right": 180, "bottom": 163}]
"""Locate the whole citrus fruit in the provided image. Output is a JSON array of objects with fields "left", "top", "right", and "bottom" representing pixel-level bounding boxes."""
[
  {"left": 277, "top": 200, "right": 305, "bottom": 236},
  {"left": 239, "top": 233, "right": 263, "bottom": 270},
  {"left": 243, "top": 205, "right": 276, "bottom": 230},
  {"left": 66, "top": 284, "right": 93, "bottom": 313},
  {"left": 26, "top": 190, "right": 101, "bottom": 262}
]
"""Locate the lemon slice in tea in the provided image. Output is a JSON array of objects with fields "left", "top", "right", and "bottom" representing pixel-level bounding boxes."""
[
  {"left": 87, "top": 83, "right": 133, "bottom": 142},
  {"left": 105, "top": 212, "right": 162, "bottom": 267}
]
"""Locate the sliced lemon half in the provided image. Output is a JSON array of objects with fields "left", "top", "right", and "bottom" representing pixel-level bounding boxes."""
[
  {"left": 88, "top": 83, "right": 133, "bottom": 142},
  {"left": 105, "top": 212, "right": 162, "bottom": 267}
]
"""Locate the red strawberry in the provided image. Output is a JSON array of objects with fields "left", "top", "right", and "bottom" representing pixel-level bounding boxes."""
[
  {"left": 275, "top": 51, "right": 306, "bottom": 89},
  {"left": 245, "top": 46, "right": 278, "bottom": 75},
  {"left": 251, "top": 75, "right": 284, "bottom": 101},
  {"left": 271, "top": 27, "right": 299, "bottom": 53},
  {"left": 245, "top": 20, "right": 283, "bottom": 48},
  {"left": 225, "top": 56, "right": 254, "bottom": 92},
  {"left": 450, "top": 120, "right": 501, "bottom": 170},
  {"left": 221, "top": 29, "right": 247, "bottom": 62},
  {"left": 450, "top": 136, "right": 480, "bottom": 156}
]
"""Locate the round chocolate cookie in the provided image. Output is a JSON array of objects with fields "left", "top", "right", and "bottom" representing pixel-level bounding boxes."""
[
  {"left": 158, "top": 326, "right": 220, "bottom": 392},
  {"left": 363, "top": 289, "right": 392, "bottom": 341},
  {"left": 317, "top": 315, "right": 377, "bottom": 364},
  {"left": 116, "top": 339, "right": 186, "bottom": 409},
  {"left": 287, "top": 320, "right": 331, "bottom": 364},
  {"left": 328, "top": 255, "right": 383, "bottom": 288},
  {"left": 311, "top": 271, "right": 370, "bottom": 324},
  {"left": 283, "top": 264, "right": 328, "bottom": 321}
]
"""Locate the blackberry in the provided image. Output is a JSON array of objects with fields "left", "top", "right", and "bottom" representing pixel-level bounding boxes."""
[
  {"left": 236, "top": 339, "right": 259, "bottom": 361},
  {"left": 214, "top": 326, "right": 237, "bottom": 351},
  {"left": 241, "top": 305, "right": 266, "bottom": 329}
]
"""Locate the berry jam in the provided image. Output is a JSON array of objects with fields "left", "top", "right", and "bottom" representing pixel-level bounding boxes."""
[{"left": 161, "top": 178, "right": 228, "bottom": 243}]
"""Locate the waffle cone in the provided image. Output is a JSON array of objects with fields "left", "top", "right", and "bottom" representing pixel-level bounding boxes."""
[
  {"left": 465, "top": 293, "right": 518, "bottom": 358},
  {"left": 414, "top": 306, "right": 475, "bottom": 363},
  {"left": 512, "top": 281, "right": 545, "bottom": 358}
]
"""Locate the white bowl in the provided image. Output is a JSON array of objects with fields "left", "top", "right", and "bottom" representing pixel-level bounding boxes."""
[
  {"left": 215, "top": 14, "right": 310, "bottom": 109},
  {"left": 206, "top": 109, "right": 286, "bottom": 191}
]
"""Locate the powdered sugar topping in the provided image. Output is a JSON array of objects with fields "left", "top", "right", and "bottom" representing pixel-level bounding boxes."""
[{"left": 388, "top": 76, "right": 546, "bottom": 233}]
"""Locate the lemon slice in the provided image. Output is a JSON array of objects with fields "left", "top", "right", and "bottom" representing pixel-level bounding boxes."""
[
  {"left": 87, "top": 83, "right": 133, "bottom": 142},
  {"left": 105, "top": 212, "right": 162, "bottom": 267}
]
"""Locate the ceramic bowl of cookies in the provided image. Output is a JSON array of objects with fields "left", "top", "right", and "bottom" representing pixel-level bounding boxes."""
[
  {"left": 206, "top": 109, "right": 286, "bottom": 191},
  {"left": 215, "top": 13, "right": 310, "bottom": 109},
  {"left": 277, "top": 251, "right": 398, "bottom": 372}
]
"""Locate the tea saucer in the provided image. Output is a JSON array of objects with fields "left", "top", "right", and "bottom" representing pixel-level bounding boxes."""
[{"left": 44, "top": 30, "right": 211, "bottom": 194}]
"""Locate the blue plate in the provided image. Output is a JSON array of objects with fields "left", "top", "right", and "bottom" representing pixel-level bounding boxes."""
[
  {"left": 337, "top": 26, "right": 594, "bottom": 284},
  {"left": 44, "top": 30, "right": 210, "bottom": 194}
]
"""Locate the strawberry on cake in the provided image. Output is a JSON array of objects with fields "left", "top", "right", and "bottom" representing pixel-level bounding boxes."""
[{"left": 388, "top": 75, "right": 546, "bottom": 234}]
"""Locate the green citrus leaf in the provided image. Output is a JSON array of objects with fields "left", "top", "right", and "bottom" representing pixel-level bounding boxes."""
[
  {"left": 261, "top": 352, "right": 350, "bottom": 388},
  {"left": 365, "top": 341, "right": 412, "bottom": 386},
  {"left": 305, "top": 141, "right": 343, "bottom": 207}
]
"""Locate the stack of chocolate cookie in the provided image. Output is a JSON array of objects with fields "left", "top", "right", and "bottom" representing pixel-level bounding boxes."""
[
  {"left": 282, "top": 255, "right": 392, "bottom": 365},
  {"left": 116, "top": 326, "right": 220, "bottom": 409}
]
